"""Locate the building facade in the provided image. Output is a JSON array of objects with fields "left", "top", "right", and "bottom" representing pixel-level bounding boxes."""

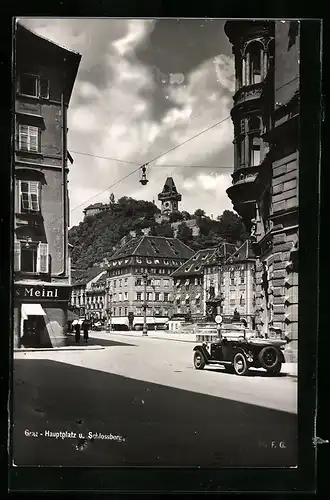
[
  {"left": 203, "top": 242, "right": 237, "bottom": 319},
  {"left": 83, "top": 202, "right": 109, "bottom": 220},
  {"left": 13, "top": 24, "right": 81, "bottom": 348},
  {"left": 70, "top": 267, "right": 106, "bottom": 319},
  {"left": 171, "top": 248, "right": 218, "bottom": 320},
  {"left": 219, "top": 240, "right": 256, "bottom": 328},
  {"left": 224, "top": 20, "right": 299, "bottom": 349},
  {"left": 106, "top": 236, "right": 194, "bottom": 329}
]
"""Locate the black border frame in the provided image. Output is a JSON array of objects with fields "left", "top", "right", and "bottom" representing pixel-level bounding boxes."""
[{"left": 1, "top": 9, "right": 322, "bottom": 495}]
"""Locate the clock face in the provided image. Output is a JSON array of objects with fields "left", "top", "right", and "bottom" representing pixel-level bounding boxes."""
[{"left": 164, "top": 202, "right": 170, "bottom": 208}]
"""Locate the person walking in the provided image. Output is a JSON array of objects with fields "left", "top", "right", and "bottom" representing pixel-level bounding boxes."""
[
  {"left": 82, "top": 318, "right": 90, "bottom": 344},
  {"left": 74, "top": 321, "right": 81, "bottom": 343}
]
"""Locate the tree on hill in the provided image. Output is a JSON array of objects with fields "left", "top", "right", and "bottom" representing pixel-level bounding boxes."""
[
  {"left": 177, "top": 223, "right": 193, "bottom": 245},
  {"left": 68, "top": 196, "right": 248, "bottom": 270}
]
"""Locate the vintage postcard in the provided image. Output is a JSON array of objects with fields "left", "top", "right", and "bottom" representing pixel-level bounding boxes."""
[{"left": 9, "top": 16, "right": 320, "bottom": 492}]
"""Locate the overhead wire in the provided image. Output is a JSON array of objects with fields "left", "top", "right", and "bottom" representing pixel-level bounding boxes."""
[{"left": 47, "top": 114, "right": 231, "bottom": 228}]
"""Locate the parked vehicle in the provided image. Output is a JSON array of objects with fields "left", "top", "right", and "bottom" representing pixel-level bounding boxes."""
[{"left": 193, "top": 332, "right": 288, "bottom": 376}]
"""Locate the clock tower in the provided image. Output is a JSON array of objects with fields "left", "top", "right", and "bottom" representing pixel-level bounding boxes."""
[{"left": 158, "top": 177, "right": 182, "bottom": 216}]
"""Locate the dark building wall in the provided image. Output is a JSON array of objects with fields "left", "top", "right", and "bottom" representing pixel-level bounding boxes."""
[{"left": 274, "top": 21, "right": 300, "bottom": 107}]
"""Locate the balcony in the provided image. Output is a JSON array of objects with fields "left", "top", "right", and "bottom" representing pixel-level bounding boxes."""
[
  {"left": 233, "top": 82, "right": 264, "bottom": 108},
  {"left": 226, "top": 175, "right": 258, "bottom": 230}
]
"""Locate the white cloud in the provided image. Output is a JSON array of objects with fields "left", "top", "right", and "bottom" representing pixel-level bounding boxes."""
[{"left": 18, "top": 18, "right": 236, "bottom": 227}]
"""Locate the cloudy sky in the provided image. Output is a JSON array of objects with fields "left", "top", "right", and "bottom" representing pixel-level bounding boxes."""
[{"left": 19, "top": 18, "right": 236, "bottom": 228}]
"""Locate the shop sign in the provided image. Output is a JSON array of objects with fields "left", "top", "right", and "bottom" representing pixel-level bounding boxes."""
[{"left": 15, "top": 284, "right": 71, "bottom": 302}]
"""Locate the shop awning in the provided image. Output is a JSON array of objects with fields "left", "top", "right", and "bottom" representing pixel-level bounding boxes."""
[{"left": 22, "top": 303, "right": 46, "bottom": 316}]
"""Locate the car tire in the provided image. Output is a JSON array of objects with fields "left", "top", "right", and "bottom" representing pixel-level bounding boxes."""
[
  {"left": 233, "top": 352, "right": 249, "bottom": 376},
  {"left": 193, "top": 350, "right": 206, "bottom": 370},
  {"left": 267, "top": 361, "right": 282, "bottom": 376},
  {"left": 258, "top": 346, "right": 280, "bottom": 370}
]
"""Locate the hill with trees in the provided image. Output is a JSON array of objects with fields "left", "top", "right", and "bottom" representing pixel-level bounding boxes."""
[{"left": 68, "top": 195, "right": 249, "bottom": 271}]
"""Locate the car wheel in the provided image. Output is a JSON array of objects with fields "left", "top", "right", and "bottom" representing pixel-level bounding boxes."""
[
  {"left": 267, "top": 361, "right": 282, "bottom": 375},
  {"left": 258, "top": 346, "right": 280, "bottom": 370},
  {"left": 193, "top": 351, "right": 206, "bottom": 370},
  {"left": 233, "top": 352, "right": 249, "bottom": 376}
]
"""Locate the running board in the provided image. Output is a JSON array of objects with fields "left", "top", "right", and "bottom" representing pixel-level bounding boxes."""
[{"left": 207, "top": 360, "right": 232, "bottom": 365}]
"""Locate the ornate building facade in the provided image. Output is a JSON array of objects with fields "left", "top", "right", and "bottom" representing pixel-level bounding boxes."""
[
  {"left": 13, "top": 23, "right": 81, "bottom": 348},
  {"left": 171, "top": 248, "right": 217, "bottom": 320},
  {"left": 225, "top": 20, "right": 299, "bottom": 351}
]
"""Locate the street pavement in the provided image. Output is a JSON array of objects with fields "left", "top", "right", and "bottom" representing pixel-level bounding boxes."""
[{"left": 13, "top": 332, "right": 298, "bottom": 467}]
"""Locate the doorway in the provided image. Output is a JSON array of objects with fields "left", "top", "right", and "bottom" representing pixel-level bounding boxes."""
[{"left": 21, "top": 315, "right": 45, "bottom": 348}]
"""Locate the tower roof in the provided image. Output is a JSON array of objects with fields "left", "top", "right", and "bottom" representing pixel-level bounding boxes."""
[{"left": 158, "top": 177, "right": 182, "bottom": 202}]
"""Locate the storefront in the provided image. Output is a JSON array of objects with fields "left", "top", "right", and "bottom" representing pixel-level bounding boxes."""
[{"left": 14, "top": 282, "right": 71, "bottom": 348}]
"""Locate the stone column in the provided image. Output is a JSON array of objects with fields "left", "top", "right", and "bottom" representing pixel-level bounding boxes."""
[
  {"left": 245, "top": 52, "right": 250, "bottom": 86},
  {"left": 242, "top": 58, "right": 246, "bottom": 86},
  {"left": 245, "top": 132, "right": 250, "bottom": 166}
]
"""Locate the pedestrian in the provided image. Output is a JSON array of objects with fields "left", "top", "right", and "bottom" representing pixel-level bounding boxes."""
[
  {"left": 74, "top": 321, "right": 81, "bottom": 343},
  {"left": 82, "top": 318, "right": 89, "bottom": 344}
]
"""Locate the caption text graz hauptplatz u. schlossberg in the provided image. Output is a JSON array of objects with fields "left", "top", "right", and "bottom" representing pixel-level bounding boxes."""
[{"left": 24, "top": 429, "right": 126, "bottom": 442}]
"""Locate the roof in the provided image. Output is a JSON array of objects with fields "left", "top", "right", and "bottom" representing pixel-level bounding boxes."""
[
  {"left": 16, "top": 22, "right": 81, "bottom": 105},
  {"left": 171, "top": 247, "right": 218, "bottom": 277},
  {"left": 109, "top": 236, "right": 194, "bottom": 261},
  {"left": 225, "top": 239, "right": 256, "bottom": 263},
  {"left": 84, "top": 202, "right": 108, "bottom": 211},
  {"left": 72, "top": 266, "right": 105, "bottom": 286},
  {"left": 158, "top": 177, "right": 182, "bottom": 201},
  {"left": 204, "top": 242, "right": 237, "bottom": 266}
]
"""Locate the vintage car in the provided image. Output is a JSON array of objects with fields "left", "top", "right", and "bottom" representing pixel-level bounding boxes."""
[{"left": 193, "top": 330, "right": 288, "bottom": 376}]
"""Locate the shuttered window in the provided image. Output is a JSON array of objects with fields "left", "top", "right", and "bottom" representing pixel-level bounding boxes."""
[
  {"left": 20, "top": 180, "right": 40, "bottom": 212},
  {"left": 37, "top": 243, "right": 49, "bottom": 273},
  {"left": 14, "top": 241, "right": 49, "bottom": 274},
  {"left": 18, "top": 125, "right": 39, "bottom": 152}
]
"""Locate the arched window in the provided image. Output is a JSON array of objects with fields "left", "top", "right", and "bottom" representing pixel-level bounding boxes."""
[{"left": 244, "top": 41, "right": 263, "bottom": 86}]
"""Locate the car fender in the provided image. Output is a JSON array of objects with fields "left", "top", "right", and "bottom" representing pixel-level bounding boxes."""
[
  {"left": 278, "top": 350, "right": 285, "bottom": 363},
  {"left": 234, "top": 346, "right": 254, "bottom": 364},
  {"left": 193, "top": 344, "right": 211, "bottom": 362}
]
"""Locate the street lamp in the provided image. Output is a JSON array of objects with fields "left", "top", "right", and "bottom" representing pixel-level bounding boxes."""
[{"left": 142, "top": 273, "right": 148, "bottom": 336}]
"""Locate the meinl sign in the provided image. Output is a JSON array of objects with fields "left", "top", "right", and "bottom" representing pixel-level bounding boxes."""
[{"left": 15, "top": 284, "right": 71, "bottom": 302}]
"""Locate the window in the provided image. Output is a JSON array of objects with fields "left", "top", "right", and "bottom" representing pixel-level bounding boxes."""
[
  {"left": 136, "top": 278, "right": 142, "bottom": 286},
  {"left": 124, "top": 292, "right": 128, "bottom": 300},
  {"left": 164, "top": 293, "right": 169, "bottom": 302},
  {"left": 18, "top": 125, "right": 39, "bottom": 152},
  {"left": 153, "top": 279, "right": 160, "bottom": 287},
  {"left": 118, "top": 293, "right": 122, "bottom": 301},
  {"left": 14, "top": 241, "right": 48, "bottom": 273},
  {"left": 136, "top": 292, "right": 142, "bottom": 301},
  {"left": 19, "top": 74, "right": 50, "bottom": 99},
  {"left": 185, "top": 297, "right": 190, "bottom": 305},
  {"left": 124, "top": 307, "right": 128, "bottom": 315},
  {"left": 164, "top": 279, "right": 169, "bottom": 288},
  {"left": 247, "top": 42, "right": 262, "bottom": 85},
  {"left": 155, "top": 292, "right": 160, "bottom": 301},
  {"left": 113, "top": 280, "right": 116, "bottom": 288},
  {"left": 230, "top": 270, "right": 235, "bottom": 285},
  {"left": 119, "top": 279, "right": 122, "bottom": 287},
  {"left": 196, "top": 296, "right": 201, "bottom": 305},
  {"left": 124, "top": 278, "right": 128, "bottom": 287},
  {"left": 240, "top": 270, "right": 245, "bottom": 284},
  {"left": 19, "top": 180, "right": 40, "bottom": 212},
  {"left": 146, "top": 292, "right": 152, "bottom": 301},
  {"left": 119, "top": 307, "right": 122, "bottom": 316},
  {"left": 249, "top": 136, "right": 261, "bottom": 166}
]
